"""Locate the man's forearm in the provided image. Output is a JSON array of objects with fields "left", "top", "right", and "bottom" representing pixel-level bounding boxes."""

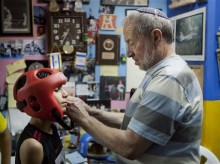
[
  {"left": 80, "top": 115, "right": 132, "bottom": 158},
  {"left": 90, "top": 109, "right": 124, "bottom": 128}
]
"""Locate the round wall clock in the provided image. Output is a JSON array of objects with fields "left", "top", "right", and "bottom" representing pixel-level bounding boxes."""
[{"left": 47, "top": 11, "right": 87, "bottom": 55}]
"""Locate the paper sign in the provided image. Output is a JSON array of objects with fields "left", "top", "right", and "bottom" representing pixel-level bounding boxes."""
[
  {"left": 6, "top": 72, "right": 23, "bottom": 84},
  {"left": 100, "top": 65, "right": 118, "bottom": 76},
  {"left": 6, "top": 59, "right": 26, "bottom": 75}
]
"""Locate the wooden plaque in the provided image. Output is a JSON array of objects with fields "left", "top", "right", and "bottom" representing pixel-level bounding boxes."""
[{"left": 96, "top": 34, "right": 120, "bottom": 65}]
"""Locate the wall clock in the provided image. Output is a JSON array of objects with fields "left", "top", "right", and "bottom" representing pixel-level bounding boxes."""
[{"left": 47, "top": 11, "right": 87, "bottom": 55}]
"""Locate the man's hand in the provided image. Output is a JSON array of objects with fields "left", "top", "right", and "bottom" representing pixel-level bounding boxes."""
[{"left": 66, "top": 97, "right": 90, "bottom": 124}]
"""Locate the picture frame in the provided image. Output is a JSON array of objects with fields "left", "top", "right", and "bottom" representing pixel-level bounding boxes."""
[
  {"left": 125, "top": 9, "right": 138, "bottom": 16},
  {"left": 38, "top": 0, "right": 90, "bottom": 4},
  {"left": 101, "top": 0, "right": 148, "bottom": 6},
  {"left": 96, "top": 34, "right": 120, "bottom": 65},
  {"left": 170, "top": 7, "right": 206, "bottom": 61},
  {"left": 100, "top": 76, "right": 126, "bottom": 100},
  {"left": 87, "top": 81, "right": 100, "bottom": 101},
  {"left": 0, "top": 0, "right": 33, "bottom": 36}
]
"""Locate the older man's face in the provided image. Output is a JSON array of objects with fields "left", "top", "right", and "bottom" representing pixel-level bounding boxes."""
[{"left": 123, "top": 20, "right": 155, "bottom": 70}]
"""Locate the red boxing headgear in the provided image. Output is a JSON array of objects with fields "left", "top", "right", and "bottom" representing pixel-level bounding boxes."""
[{"left": 13, "top": 68, "right": 67, "bottom": 121}]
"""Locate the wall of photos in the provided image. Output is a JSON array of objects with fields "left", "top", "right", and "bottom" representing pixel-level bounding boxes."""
[{"left": 0, "top": 0, "right": 167, "bottom": 111}]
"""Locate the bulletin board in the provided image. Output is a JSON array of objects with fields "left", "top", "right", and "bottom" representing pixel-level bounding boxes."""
[
  {"left": 126, "top": 58, "right": 145, "bottom": 92},
  {"left": 189, "top": 64, "right": 204, "bottom": 91}
]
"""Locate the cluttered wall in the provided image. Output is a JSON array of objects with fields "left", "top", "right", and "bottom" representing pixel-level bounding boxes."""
[{"left": 0, "top": 0, "right": 166, "bottom": 133}]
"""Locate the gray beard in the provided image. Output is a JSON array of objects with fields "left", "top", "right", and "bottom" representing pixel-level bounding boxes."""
[{"left": 139, "top": 48, "right": 156, "bottom": 71}]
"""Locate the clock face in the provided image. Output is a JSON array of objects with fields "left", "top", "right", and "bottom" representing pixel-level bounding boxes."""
[
  {"left": 52, "top": 16, "right": 82, "bottom": 46},
  {"left": 48, "top": 12, "right": 87, "bottom": 54}
]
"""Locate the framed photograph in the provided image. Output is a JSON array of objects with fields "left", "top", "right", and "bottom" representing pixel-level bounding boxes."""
[
  {"left": 96, "top": 34, "right": 120, "bottom": 65},
  {"left": 0, "top": 0, "right": 33, "bottom": 36},
  {"left": 87, "top": 81, "right": 100, "bottom": 101},
  {"left": 101, "top": 0, "right": 148, "bottom": 6},
  {"left": 125, "top": 9, "right": 138, "bottom": 16},
  {"left": 170, "top": 7, "right": 206, "bottom": 61},
  {"left": 100, "top": 76, "right": 126, "bottom": 100}
]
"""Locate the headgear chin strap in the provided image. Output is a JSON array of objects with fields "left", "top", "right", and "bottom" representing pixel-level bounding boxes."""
[{"left": 51, "top": 110, "right": 75, "bottom": 130}]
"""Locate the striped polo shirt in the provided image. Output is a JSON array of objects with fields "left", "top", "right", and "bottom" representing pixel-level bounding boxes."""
[{"left": 119, "top": 55, "right": 203, "bottom": 164}]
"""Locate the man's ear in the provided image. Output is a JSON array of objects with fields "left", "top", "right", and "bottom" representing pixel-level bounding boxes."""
[{"left": 151, "top": 29, "right": 162, "bottom": 44}]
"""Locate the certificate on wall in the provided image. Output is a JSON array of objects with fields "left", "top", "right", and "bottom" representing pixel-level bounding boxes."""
[{"left": 96, "top": 34, "right": 120, "bottom": 65}]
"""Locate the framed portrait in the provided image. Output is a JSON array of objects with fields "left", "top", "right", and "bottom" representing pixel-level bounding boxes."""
[
  {"left": 101, "top": 0, "right": 148, "bottom": 6},
  {"left": 0, "top": 0, "right": 33, "bottom": 36},
  {"left": 170, "top": 7, "right": 206, "bottom": 61},
  {"left": 96, "top": 34, "right": 120, "bottom": 65}
]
